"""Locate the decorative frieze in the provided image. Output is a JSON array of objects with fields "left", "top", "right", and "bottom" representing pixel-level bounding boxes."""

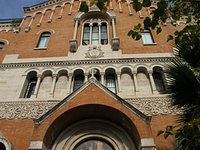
[
  {"left": 0, "top": 97, "right": 182, "bottom": 119},
  {"left": 125, "top": 97, "right": 183, "bottom": 116},
  {"left": 0, "top": 101, "right": 57, "bottom": 119},
  {"left": 0, "top": 57, "right": 173, "bottom": 69}
]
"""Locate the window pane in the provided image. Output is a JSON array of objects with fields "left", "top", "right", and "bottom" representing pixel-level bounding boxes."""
[
  {"left": 25, "top": 78, "right": 37, "bottom": 98},
  {"left": 153, "top": 72, "right": 165, "bottom": 92},
  {"left": 73, "top": 76, "right": 84, "bottom": 91},
  {"left": 101, "top": 24, "right": 108, "bottom": 45},
  {"left": 37, "top": 33, "right": 50, "bottom": 48},
  {"left": 92, "top": 25, "right": 99, "bottom": 45},
  {"left": 76, "top": 140, "right": 114, "bottom": 150},
  {"left": 106, "top": 76, "right": 116, "bottom": 93},
  {"left": 82, "top": 25, "right": 90, "bottom": 45},
  {"left": 141, "top": 30, "right": 154, "bottom": 44}
]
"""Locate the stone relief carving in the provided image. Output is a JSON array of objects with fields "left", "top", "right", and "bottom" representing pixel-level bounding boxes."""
[
  {"left": 0, "top": 97, "right": 182, "bottom": 119},
  {"left": 0, "top": 101, "right": 57, "bottom": 119},
  {"left": 125, "top": 97, "right": 183, "bottom": 116},
  {"left": 85, "top": 45, "right": 104, "bottom": 58}
]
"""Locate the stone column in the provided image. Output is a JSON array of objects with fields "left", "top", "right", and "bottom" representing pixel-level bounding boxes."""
[
  {"left": 98, "top": 22, "right": 101, "bottom": 45},
  {"left": 111, "top": 18, "right": 116, "bottom": 38},
  {"left": 89, "top": 22, "right": 93, "bottom": 45},
  {"left": 73, "top": 19, "right": 79, "bottom": 39},
  {"left": 68, "top": 73, "right": 73, "bottom": 94},
  {"left": 132, "top": 71, "right": 139, "bottom": 93},
  {"left": 84, "top": 73, "right": 88, "bottom": 82},
  {"left": 100, "top": 72, "right": 105, "bottom": 85},
  {"left": 33, "top": 74, "right": 42, "bottom": 98},
  {"left": 50, "top": 74, "right": 57, "bottom": 97},
  {"left": 149, "top": 70, "right": 157, "bottom": 94},
  {"left": 116, "top": 72, "right": 121, "bottom": 93}
]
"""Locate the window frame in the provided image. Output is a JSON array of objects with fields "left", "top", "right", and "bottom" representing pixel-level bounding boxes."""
[
  {"left": 106, "top": 75, "right": 116, "bottom": 93},
  {"left": 36, "top": 32, "right": 51, "bottom": 49},
  {"left": 81, "top": 19, "right": 109, "bottom": 46},
  {"left": 24, "top": 77, "right": 37, "bottom": 98},
  {"left": 141, "top": 29, "right": 156, "bottom": 45}
]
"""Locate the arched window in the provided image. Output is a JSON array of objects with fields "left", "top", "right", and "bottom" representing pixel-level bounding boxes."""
[
  {"left": 101, "top": 23, "right": 108, "bottom": 44},
  {"left": 73, "top": 70, "right": 85, "bottom": 91},
  {"left": 82, "top": 24, "right": 90, "bottom": 45},
  {"left": 24, "top": 77, "right": 37, "bottom": 98},
  {"left": 141, "top": 29, "right": 155, "bottom": 44},
  {"left": 37, "top": 32, "right": 51, "bottom": 48},
  {"left": 0, "top": 42, "right": 5, "bottom": 50},
  {"left": 82, "top": 19, "right": 108, "bottom": 46},
  {"left": 106, "top": 75, "right": 116, "bottom": 93},
  {"left": 75, "top": 139, "right": 114, "bottom": 150},
  {"left": 22, "top": 71, "right": 37, "bottom": 98},
  {"left": 0, "top": 142, "right": 6, "bottom": 150},
  {"left": 92, "top": 23, "right": 99, "bottom": 46},
  {"left": 153, "top": 67, "right": 165, "bottom": 93},
  {"left": 73, "top": 76, "right": 84, "bottom": 91}
]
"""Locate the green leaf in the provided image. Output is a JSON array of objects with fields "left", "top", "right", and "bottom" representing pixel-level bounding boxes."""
[
  {"left": 167, "top": 35, "right": 173, "bottom": 42},
  {"left": 135, "top": 34, "right": 142, "bottom": 40},
  {"left": 151, "top": 19, "right": 158, "bottom": 29},
  {"left": 168, "top": 35, "right": 174, "bottom": 42},
  {"left": 156, "top": 26, "right": 162, "bottom": 34},
  {"left": 157, "top": 130, "right": 164, "bottom": 136},
  {"left": 79, "top": 2, "right": 89, "bottom": 13},
  {"left": 132, "top": 1, "right": 142, "bottom": 12},
  {"left": 96, "top": 1, "right": 105, "bottom": 10},
  {"left": 142, "top": 0, "right": 151, "bottom": 7},
  {"left": 101, "top": 6, "right": 107, "bottom": 13},
  {"left": 144, "top": 17, "right": 151, "bottom": 29},
  {"left": 128, "top": 30, "right": 134, "bottom": 36},
  {"left": 134, "top": 23, "right": 142, "bottom": 30}
]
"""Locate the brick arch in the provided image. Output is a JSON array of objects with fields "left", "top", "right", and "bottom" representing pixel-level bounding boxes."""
[{"left": 42, "top": 104, "right": 141, "bottom": 150}]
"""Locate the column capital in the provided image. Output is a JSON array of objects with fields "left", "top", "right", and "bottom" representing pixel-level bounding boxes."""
[
  {"left": 52, "top": 74, "right": 57, "bottom": 78},
  {"left": 148, "top": 70, "right": 153, "bottom": 74},
  {"left": 37, "top": 74, "right": 42, "bottom": 78},
  {"left": 132, "top": 71, "right": 137, "bottom": 74},
  {"left": 100, "top": 72, "right": 105, "bottom": 75},
  {"left": 116, "top": 71, "right": 121, "bottom": 75}
]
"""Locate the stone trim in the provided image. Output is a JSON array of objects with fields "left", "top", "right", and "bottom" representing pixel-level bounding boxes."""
[
  {"left": 0, "top": 57, "right": 173, "bottom": 69},
  {"left": 0, "top": 96, "right": 182, "bottom": 120},
  {"left": 24, "top": 0, "right": 68, "bottom": 13}
]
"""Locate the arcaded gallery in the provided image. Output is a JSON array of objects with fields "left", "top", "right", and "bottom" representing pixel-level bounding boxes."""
[{"left": 0, "top": 0, "right": 186, "bottom": 150}]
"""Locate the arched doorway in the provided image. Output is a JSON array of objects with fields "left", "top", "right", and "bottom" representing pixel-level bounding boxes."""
[
  {"left": 51, "top": 119, "right": 136, "bottom": 150},
  {"left": 43, "top": 105, "right": 141, "bottom": 150}
]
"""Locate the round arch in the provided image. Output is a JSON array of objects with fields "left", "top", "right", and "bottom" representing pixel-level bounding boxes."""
[{"left": 43, "top": 104, "right": 141, "bottom": 150}]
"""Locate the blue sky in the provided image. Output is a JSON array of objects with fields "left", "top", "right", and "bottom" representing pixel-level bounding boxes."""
[{"left": 0, "top": 0, "right": 47, "bottom": 19}]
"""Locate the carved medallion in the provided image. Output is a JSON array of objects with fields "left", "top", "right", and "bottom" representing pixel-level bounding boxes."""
[{"left": 85, "top": 45, "right": 104, "bottom": 58}]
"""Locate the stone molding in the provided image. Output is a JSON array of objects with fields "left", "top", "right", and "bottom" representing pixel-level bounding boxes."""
[
  {"left": 0, "top": 97, "right": 181, "bottom": 119},
  {"left": 0, "top": 57, "right": 172, "bottom": 69}
]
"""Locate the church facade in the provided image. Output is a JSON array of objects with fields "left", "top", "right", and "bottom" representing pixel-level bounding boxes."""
[{"left": 0, "top": 0, "right": 185, "bottom": 150}]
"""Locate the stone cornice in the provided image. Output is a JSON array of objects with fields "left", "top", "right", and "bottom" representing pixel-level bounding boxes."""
[
  {"left": 0, "top": 57, "right": 173, "bottom": 69},
  {"left": 24, "top": 0, "right": 68, "bottom": 13},
  {"left": 0, "top": 97, "right": 182, "bottom": 120}
]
